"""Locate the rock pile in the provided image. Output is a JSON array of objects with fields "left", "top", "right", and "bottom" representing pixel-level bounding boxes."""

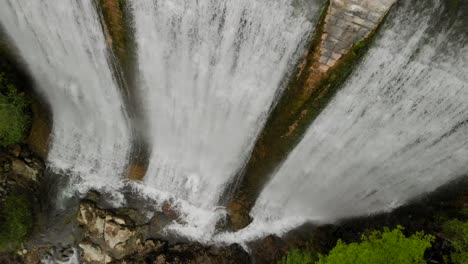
[{"left": 77, "top": 201, "right": 250, "bottom": 264}]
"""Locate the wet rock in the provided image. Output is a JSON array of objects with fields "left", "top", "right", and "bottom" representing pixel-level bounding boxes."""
[
  {"left": 104, "top": 220, "right": 134, "bottom": 254},
  {"left": 161, "top": 201, "right": 179, "bottom": 220},
  {"left": 56, "top": 247, "right": 76, "bottom": 262},
  {"left": 135, "top": 238, "right": 166, "bottom": 256},
  {"left": 78, "top": 202, "right": 106, "bottom": 240},
  {"left": 85, "top": 190, "right": 102, "bottom": 204},
  {"left": 12, "top": 159, "right": 39, "bottom": 182},
  {"left": 114, "top": 207, "right": 151, "bottom": 226},
  {"left": 19, "top": 147, "right": 31, "bottom": 159},
  {"left": 0, "top": 254, "right": 22, "bottom": 263},
  {"left": 77, "top": 200, "right": 250, "bottom": 263},
  {"left": 80, "top": 242, "right": 112, "bottom": 264},
  {"left": 22, "top": 250, "right": 41, "bottom": 264},
  {"left": 226, "top": 199, "right": 252, "bottom": 230},
  {"left": 154, "top": 254, "right": 167, "bottom": 264},
  {"left": 164, "top": 243, "right": 250, "bottom": 264},
  {"left": 127, "top": 164, "right": 146, "bottom": 181},
  {"left": 8, "top": 144, "right": 22, "bottom": 157},
  {"left": 250, "top": 235, "right": 288, "bottom": 264},
  {"left": 78, "top": 201, "right": 140, "bottom": 259}
]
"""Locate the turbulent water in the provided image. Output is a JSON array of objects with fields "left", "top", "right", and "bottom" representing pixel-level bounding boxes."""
[
  {"left": 0, "top": 0, "right": 131, "bottom": 196},
  {"left": 1, "top": 0, "right": 321, "bottom": 241},
  {"left": 128, "top": 0, "right": 319, "bottom": 228},
  {"left": 245, "top": 0, "right": 468, "bottom": 235}
]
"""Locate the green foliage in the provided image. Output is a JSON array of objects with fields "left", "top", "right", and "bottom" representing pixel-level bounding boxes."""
[
  {"left": 316, "top": 226, "right": 434, "bottom": 264},
  {"left": 0, "top": 72, "right": 30, "bottom": 147},
  {"left": 279, "top": 249, "right": 316, "bottom": 264},
  {"left": 442, "top": 219, "right": 468, "bottom": 264},
  {"left": 0, "top": 194, "right": 33, "bottom": 251}
]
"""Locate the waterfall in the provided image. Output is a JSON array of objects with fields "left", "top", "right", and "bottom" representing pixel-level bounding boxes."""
[
  {"left": 0, "top": 0, "right": 131, "bottom": 197},
  {"left": 246, "top": 0, "right": 468, "bottom": 235},
  {"left": 128, "top": 0, "right": 320, "bottom": 232},
  {"left": 5, "top": 0, "right": 466, "bottom": 249}
]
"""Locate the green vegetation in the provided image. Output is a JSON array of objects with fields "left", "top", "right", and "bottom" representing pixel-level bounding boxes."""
[
  {"left": 0, "top": 72, "right": 30, "bottom": 147},
  {"left": 279, "top": 226, "right": 435, "bottom": 264},
  {"left": 0, "top": 194, "right": 33, "bottom": 251},
  {"left": 442, "top": 219, "right": 468, "bottom": 264},
  {"left": 316, "top": 226, "right": 434, "bottom": 264}
]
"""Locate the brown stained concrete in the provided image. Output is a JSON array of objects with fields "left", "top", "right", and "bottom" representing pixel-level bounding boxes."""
[
  {"left": 127, "top": 163, "right": 146, "bottom": 181},
  {"left": 99, "top": 0, "right": 129, "bottom": 64}
]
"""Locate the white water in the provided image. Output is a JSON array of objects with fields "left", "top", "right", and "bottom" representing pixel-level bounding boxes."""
[
  {"left": 246, "top": 0, "right": 468, "bottom": 235},
  {"left": 41, "top": 248, "right": 80, "bottom": 264},
  {"left": 0, "top": 0, "right": 131, "bottom": 197},
  {"left": 129, "top": 0, "right": 320, "bottom": 234},
  {"left": 2, "top": 0, "right": 466, "bottom": 254}
]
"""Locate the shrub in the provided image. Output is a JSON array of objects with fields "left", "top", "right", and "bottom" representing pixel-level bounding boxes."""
[
  {"left": 279, "top": 226, "right": 435, "bottom": 264},
  {"left": 0, "top": 194, "right": 33, "bottom": 251},
  {"left": 442, "top": 219, "right": 468, "bottom": 264},
  {"left": 316, "top": 226, "right": 434, "bottom": 264},
  {"left": 0, "top": 72, "right": 30, "bottom": 147}
]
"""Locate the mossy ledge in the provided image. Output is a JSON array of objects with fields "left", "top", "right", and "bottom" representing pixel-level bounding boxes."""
[{"left": 226, "top": 1, "right": 390, "bottom": 230}]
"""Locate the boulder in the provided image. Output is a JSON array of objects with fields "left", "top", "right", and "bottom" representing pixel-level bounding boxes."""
[
  {"left": 11, "top": 159, "right": 39, "bottom": 182},
  {"left": 79, "top": 242, "right": 112, "bottom": 264},
  {"left": 104, "top": 220, "right": 134, "bottom": 254}
]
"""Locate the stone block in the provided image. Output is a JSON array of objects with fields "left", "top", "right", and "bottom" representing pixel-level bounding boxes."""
[
  {"left": 327, "top": 59, "right": 337, "bottom": 67},
  {"left": 322, "top": 40, "right": 336, "bottom": 51},
  {"left": 318, "top": 65, "right": 330, "bottom": 72},
  {"left": 368, "top": 12, "right": 382, "bottom": 23},
  {"left": 319, "top": 55, "right": 329, "bottom": 65},
  {"left": 321, "top": 33, "right": 328, "bottom": 40},
  {"left": 352, "top": 16, "right": 368, "bottom": 27},
  {"left": 331, "top": 52, "right": 342, "bottom": 60},
  {"left": 332, "top": 0, "right": 345, "bottom": 8},
  {"left": 327, "top": 25, "right": 345, "bottom": 37},
  {"left": 335, "top": 18, "right": 349, "bottom": 27}
]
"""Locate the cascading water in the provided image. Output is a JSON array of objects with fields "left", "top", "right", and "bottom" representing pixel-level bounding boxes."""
[
  {"left": 3, "top": 0, "right": 466, "bottom": 256},
  {"left": 128, "top": 0, "right": 321, "bottom": 237},
  {"left": 0, "top": 0, "right": 131, "bottom": 197},
  {"left": 242, "top": 0, "right": 468, "bottom": 237}
]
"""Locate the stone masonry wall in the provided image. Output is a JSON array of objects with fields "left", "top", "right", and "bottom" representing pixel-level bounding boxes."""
[{"left": 318, "top": 0, "right": 396, "bottom": 72}]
